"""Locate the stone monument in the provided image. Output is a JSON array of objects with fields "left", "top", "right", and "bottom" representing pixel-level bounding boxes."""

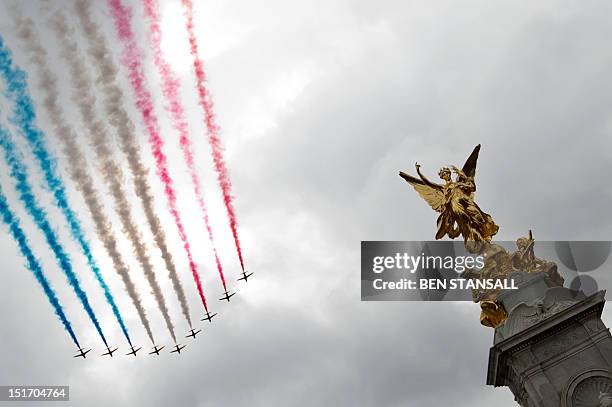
[{"left": 399, "top": 144, "right": 612, "bottom": 406}]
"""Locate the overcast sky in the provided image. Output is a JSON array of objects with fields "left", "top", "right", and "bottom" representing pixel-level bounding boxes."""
[{"left": 1, "top": 0, "right": 612, "bottom": 406}]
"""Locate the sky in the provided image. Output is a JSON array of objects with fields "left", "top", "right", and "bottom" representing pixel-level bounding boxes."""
[{"left": 1, "top": 0, "right": 612, "bottom": 406}]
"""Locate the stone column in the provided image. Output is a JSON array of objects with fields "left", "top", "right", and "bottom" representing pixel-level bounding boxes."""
[{"left": 487, "top": 272, "right": 612, "bottom": 406}]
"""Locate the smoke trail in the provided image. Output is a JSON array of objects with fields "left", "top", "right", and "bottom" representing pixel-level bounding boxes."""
[
  {"left": 181, "top": 0, "right": 245, "bottom": 272},
  {"left": 48, "top": 12, "right": 156, "bottom": 345},
  {"left": 0, "top": 135, "right": 107, "bottom": 346},
  {"left": 0, "top": 163, "right": 80, "bottom": 348},
  {"left": 104, "top": 0, "right": 211, "bottom": 314},
  {"left": 143, "top": 0, "right": 227, "bottom": 292},
  {"left": 15, "top": 17, "right": 134, "bottom": 347},
  {"left": 74, "top": 0, "right": 188, "bottom": 337},
  {"left": 0, "top": 53, "right": 107, "bottom": 347},
  {"left": 0, "top": 36, "right": 107, "bottom": 346}
]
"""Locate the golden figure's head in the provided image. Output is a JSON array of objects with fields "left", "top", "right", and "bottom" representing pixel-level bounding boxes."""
[
  {"left": 516, "top": 237, "right": 530, "bottom": 251},
  {"left": 438, "top": 167, "right": 451, "bottom": 181}
]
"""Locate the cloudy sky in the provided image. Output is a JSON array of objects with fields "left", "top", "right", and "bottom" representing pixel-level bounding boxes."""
[{"left": 1, "top": 0, "right": 612, "bottom": 406}]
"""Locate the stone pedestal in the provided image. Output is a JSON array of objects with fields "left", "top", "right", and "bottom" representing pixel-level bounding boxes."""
[{"left": 487, "top": 273, "right": 612, "bottom": 406}]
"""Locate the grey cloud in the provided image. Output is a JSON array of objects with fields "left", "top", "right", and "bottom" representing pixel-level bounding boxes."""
[{"left": 1, "top": 0, "right": 612, "bottom": 406}]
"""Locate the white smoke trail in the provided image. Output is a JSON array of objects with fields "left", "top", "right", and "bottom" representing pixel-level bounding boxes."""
[
  {"left": 15, "top": 15, "right": 155, "bottom": 345},
  {"left": 73, "top": 0, "right": 192, "bottom": 338}
]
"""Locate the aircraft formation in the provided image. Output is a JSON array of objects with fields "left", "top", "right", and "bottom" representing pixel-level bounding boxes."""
[
  {"left": 0, "top": 0, "right": 251, "bottom": 361},
  {"left": 72, "top": 271, "right": 253, "bottom": 358}
]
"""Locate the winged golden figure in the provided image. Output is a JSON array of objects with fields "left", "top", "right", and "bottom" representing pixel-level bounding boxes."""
[{"left": 399, "top": 144, "right": 499, "bottom": 243}]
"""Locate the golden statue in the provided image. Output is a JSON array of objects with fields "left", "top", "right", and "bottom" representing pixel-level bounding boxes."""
[
  {"left": 510, "top": 230, "right": 558, "bottom": 280},
  {"left": 460, "top": 232, "right": 562, "bottom": 327},
  {"left": 399, "top": 145, "right": 562, "bottom": 329},
  {"left": 399, "top": 144, "right": 499, "bottom": 243}
]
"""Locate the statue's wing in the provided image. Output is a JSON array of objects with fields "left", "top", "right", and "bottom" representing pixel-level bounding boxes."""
[
  {"left": 399, "top": 171, "right": 445, "bottom": 212},
  {"left": 462, "top": 144, "right": 481, "bottom": 179}
]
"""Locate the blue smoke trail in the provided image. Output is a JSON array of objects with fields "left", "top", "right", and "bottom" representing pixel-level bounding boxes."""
[
  {"left": 0, "top": 49, "right": 109, "bottom": 347},
  {"left": 0, "top": 36, "right": 130, "bottom": 346},
  {"left": 9, "top": 23, "right": 134, "bottom": 347},
  {"left": 0, "top": 125, "right": 108, "bottom": 347},
  {"left": 0, "top": 179, "right": 80, "bottom": 348}
]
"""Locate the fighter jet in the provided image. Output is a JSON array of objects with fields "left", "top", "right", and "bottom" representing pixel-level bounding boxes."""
[
  {"left": 73, "top": 348, "right": 91, "bottom": 359},
  {"left": 237, "top": 270, "right": 253, "bottom": 282},
  {"left": 186, "top": 328, "right": 201, "bottom": 339},
  {"left": 149, "top": 345, "right": 164, "bottom": 356},
  {"left": 101, "top": 346, "right": 118, "bottom": 357},
  {"left": 218, "top": 290, "right": 236, "bottom": 302},
  {"left": 201, "top": 311, "right": 217, "bottom": 323},
  {"left": 170, "top": 344, "right": 186, "bottom": 354},
  {"left": 125, "top": 346, "right": 142, "bottom": 357}
]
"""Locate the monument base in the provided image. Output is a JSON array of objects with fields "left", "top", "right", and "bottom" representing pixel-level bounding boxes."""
[{"left": 487, "top": 273, "right": 612, "bottom": 406}]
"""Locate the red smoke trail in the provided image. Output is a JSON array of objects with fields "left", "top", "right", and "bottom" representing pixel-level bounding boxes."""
[
  {"left": 143, "top": 0, "right": 227, "bottom": 292},
  {"left": 181, "top": 0, "right": 245, "bottom": 272},
  {"left": 108, "top": 0, "right": 210, "bottom": 312}
]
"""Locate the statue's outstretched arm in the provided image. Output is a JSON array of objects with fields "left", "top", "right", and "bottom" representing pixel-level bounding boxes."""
[{"left": 415, "top": 163, "right": 436, "bottom": 186}]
